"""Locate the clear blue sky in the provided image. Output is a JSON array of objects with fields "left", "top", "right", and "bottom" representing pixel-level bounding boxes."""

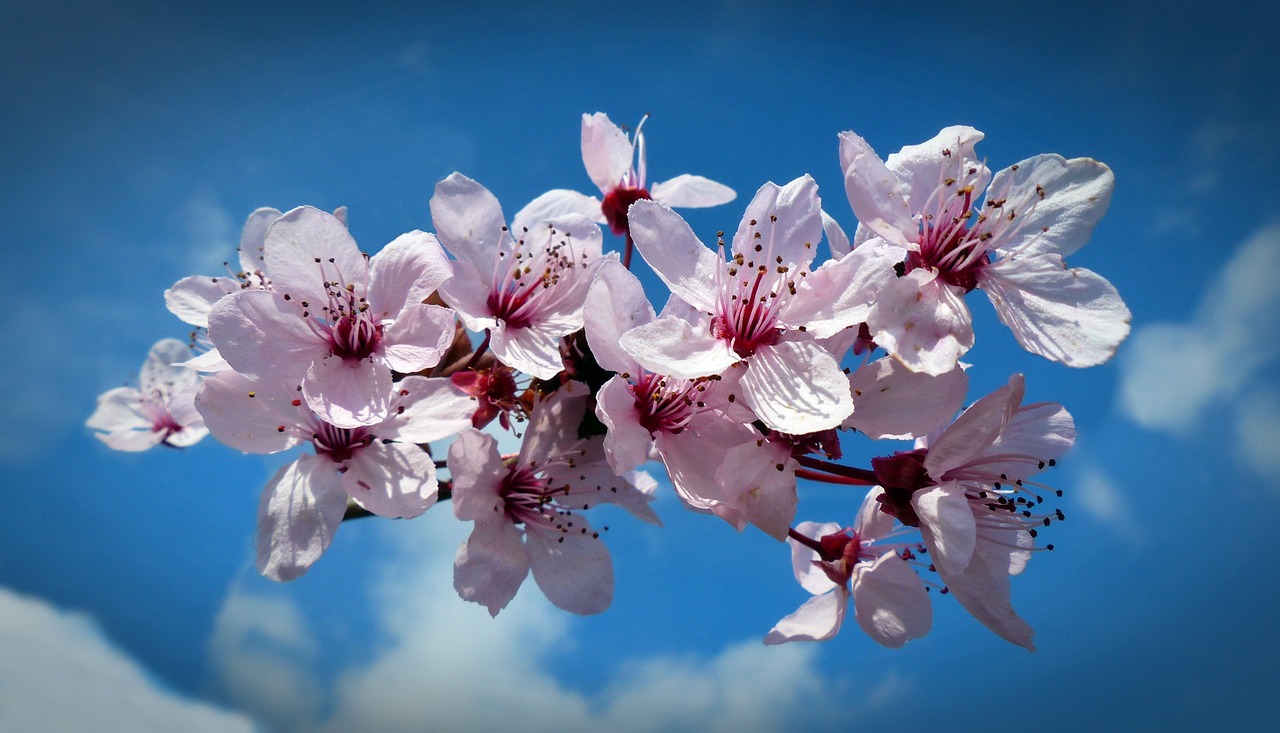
[{"left": 3, "top": 1, "right": 1279, "bottom": 731}]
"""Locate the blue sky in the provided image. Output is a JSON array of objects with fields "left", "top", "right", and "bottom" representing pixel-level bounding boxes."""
[{"left": 3, "top": 0, "right": 1279, "bottom": 730}]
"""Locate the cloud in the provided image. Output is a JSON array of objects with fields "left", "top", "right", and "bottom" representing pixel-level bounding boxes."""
[
  {"left": 175, "top": 190, "right": 238, "bottom": 276},
  {"left": 0, "top": 586, "right": 254, "bottom": 733},
  {"left": 1072, "top": 463, "right": 1140, "bottom": 542},
  {"left": 209, "top": 510, "right": 877, "bottom": 733},
  {"left": 1233, "top": 387, "right": 1280, "bottom": 481},
  {"left": 1119, "top": 224, "right": 1280, "bottom": 434}
]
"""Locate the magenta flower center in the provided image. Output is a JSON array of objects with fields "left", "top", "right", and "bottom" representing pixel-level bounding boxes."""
[
  {"left": 488, "top": 224, "right": 588, "bottom": 330},
  {"left": 712, "top": 219, "right": 806, "bottom": 357},
  {"left": 601, "top": 186, "right": 651, "bottom": 236},
  {"left": 311, "top": 420, "right": 373, "bottom": 463},
  {"left": 631, "top": 372, "right": 714, "bottom": 435}
]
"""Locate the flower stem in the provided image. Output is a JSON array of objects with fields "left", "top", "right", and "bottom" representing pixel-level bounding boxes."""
[
  {"left": 464, "top": 329, "right": 492, "bottom": 370},
  {"left": 795, "top": 468, "right": 877, "bottom": 486},
  {"left": 622, "top": 231, "right": 635, "bottom": 270},
  {"left": 795, "top": 456, "right": 877, "bottom": 484}
]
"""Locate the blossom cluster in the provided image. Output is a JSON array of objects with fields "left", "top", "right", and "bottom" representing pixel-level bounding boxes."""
[{"left": 89, "top": 114, "right": 1129, "bottom": 650}]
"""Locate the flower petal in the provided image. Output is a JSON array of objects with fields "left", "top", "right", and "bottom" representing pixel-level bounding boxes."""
[
  {"left": 789, "top": 521, "right": 842, "bottom": 595},
  {"left": 846, "top": 357, "right": 968, "bottom": 440},
  {"left": 987, "top": 154, "right": 1114, "bottom": 259},
  {"left": 195, "top": 371, "right": 300, "bottom": 454},
  {"left": 618, "top": 313, "right": 738, "bottom": 380},
  {"left": 430, "top": 172, "right": 510, "bottom": 277},
  {"left": 852, "top": 552, "right": 932, "bottom": 648},
  {"left": 164, "top": 275, "right": 236, "bottom": 328},
  {"left": 341, "top": 441, "right": 438, "bottom": 518},
  {"left": 715, "top": 437, "right": 797, "bottom": 541},
  {"left": 207, "top": 290, "right": 325, "bottom": 380},
  {"left": 884, "top": 125, "right": 988, "bottom": 213},
  {"left": 379, "top": 375, "right": 475, "bottom": 444},
  {"left": 302, "top": 356, "right": 393, "bottom": 429},
  {"left": 649, "top": 174, "right": 736, "bottom": 208},
  {"left": 838, "top": 131, "right": 914, "bottom": 247},
  {"left": 255, "top": 454, "right": 348, "bottom": 582},
  {"left": 453, "top": 518, "right": 530, "bottom": 617},
  {"left": 595, "top": 376, "right": 652, "bottom": 475},
  {"left": 732, "top": 175, "right": 823, "bottom": 270},
  {"left": 764, "top": 589, "right": 847, "bottom": 645},
  {"left": 980, "top": 254, "right": 1131, "bottom": 368},
  {"left": 740, "top": 339, "right": 853, "bottom": 434},
  {"left": 512, "top": 189, "right": 605, "bottom": 233},
  {"left": 447, "top": 429, "right": 507, "bottom": 522},
  {"left": 868, "top": 269, "right": 973, "bottom": 376},
  {"left": 264, "top": 206, "right": 367, "bottom": 307},
  {"left": 237, "top": 207, "right": 282, "bottom": 274},
  {"left": 821, "top": 210, "right": 851, "bottom": 258},
  {"left": 367, "top": 230, "right": 453, "bottom": 314},
  {"left": 935, "top": 516, "right": 1036, "bottom": 651},
  {"left": 627, "top": 199, "right": 721, "bottom": 313},
  {"left": 526, "top": 527, "right": 614, "bottom": 615},
  {"left": 381, "top": 303, "right": 454, "bottom": 373},
  {"left": 924, "top": 374, "right": 1022, "bottom": 478},
  {"left": 581, "top": 112, "right": 633, "bottom": 193},
  {"left": 583, "top": 258, "right": 653, "bottom": 374},
  {"left": 779, "top": 238, "right": 900, "bottom": 338},
  {"left": 914, "top": 483, "right": 977, "bottom": 578}
]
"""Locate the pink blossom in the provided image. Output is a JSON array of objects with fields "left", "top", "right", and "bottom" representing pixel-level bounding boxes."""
[
  {"left": 514, "top": 113, "right": 736, "bottom": 237},
  {"left": 87, "top": 338, "right": 209, "bottom": 451},
  {"left": 870, "top": 374, "right": 1074, "bottom": 650},
  {"left": 619, "top": 175, "right": 897, "bottom": 434},
  {"left": 207, "top": 206, "right": 455, "bottom": 428},
  {"left": 430, "top": 173, "right": 604, "bottom": 380},
  {"left": 195, "top": 370, "right": 473, "bottom": 581},
  {"left": 765, "top": 487, "right": 931, "bottom": 648},
  {"left": 840, "top": 126, "right": 1131, "bottom": 374},
  {"left": 448, "top": 384, "right": 659, "bottom": 616}
]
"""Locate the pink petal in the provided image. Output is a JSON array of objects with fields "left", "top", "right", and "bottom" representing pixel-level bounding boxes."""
[
  {"left": 164, "top": 275, "right": 236, "bottom": 328},
  {"left": 490, "top": 321, "right": 567, "bottom": 380},
  {"left": 195, "top": 371, "right": 301, "bottom": 454},
  {"left": 140, "top": 339, "right": 198, "bottom": 395},
  {"left": 740, "top": 339, "right": 852, "bottom": 434},
  {"left": 764, "top": 589, "right": 847, "bottom": 644},
  {"left": 838, "top": 131, "right": 914, "bottom": 248},
  {"left": 207, "top": 290, "right": 326, "bottom": 380},
  {"left": 438, "top": 259, "right": 499, "bottom": 333},
  {"left": 649, "top": 174, "right": 736, "bottom": 208},
  {"left": 526, "top": 527, "right": 614, "bottom": 615},
  {"left": 854, "top": 486, "right": 898, "bottom": 543},
  {"left": 595, "top": 376, "right": 653, "bottom": 475},
  {"left": 852, "top": 552, "right": 932, "bottom": 648},
  {"left": 779, "top": 239, "right": 900, "bottom": 338},
  {"left": 987, "top": 154, "right": 1114, "bottom": 259},
  {"left": 653, "top": 415, "right": 753, "bottom": 518},
  {"left": 379, "top": 375, "right": 474, "bottom": 444},
  {"left": 86, "top": 387, "right": 148, "bottom": 434},
  {"left": 924, "top": 375, "right": 1022, "bottom": 478},
  {"left": 517, "top": 383, "right": 591, "bottom": 466},
  {"left": 237, "top": 207, "right": 282, "bottom": 275},
  {"left": 913, "top": 482, "right": 977, "bottom": 578},
  {"left": 936, "top": 517, "right": 1036, "bottom": 651},
  {"left": 512, "top": 189, "right": 604, "bottom": 233},
  {"left": 731, "top": 175, "right": 822, "bottom": 269},
  {"left": 341, "top": 441, "right": 438, "bottom": 518},
  {"left": 982, "top": 401, "right": 1075, "bottom": 481},
  {"left": 868, "top": 269, "right": 973, "bottom": 376},
  {"left": 367, "top": 230, "right": 453, "bottom": 314},
  {"left": 846, "top": 357, "right": 968, "bottom": 440},
  {"left": 447, "top": 429, "right": 507, "bottom": 522},
  {"left": 97, "top": 428, "right": 166, "bottom": 452},
  {"left": 381, "top": 303, "right": 454, "bottom": 373},
  {"left": 715, "top": 437, "right": 797, "bottom": 541},
  {"left": 618, "top": 313, "right": 739, "bottom": 380},
  {"left": 789, "top": 521, "right": 842, "bottom": 594},
  {"left": 581, "top": 112, "right": 633, "bottom": 193},
  {"left": 264, "top": 206, "right": 367, "bottom": 308},
  {"left": 583, "top": 259, "right": 653, "bottom": 374},
  {"left": 430, "top": 172, "right": 509, "bottom": 277},
  {"left": 627, "top": 199, "right": 721, "bottom": 313},
  {"left": 980, "top": 254, "right": 1131, "bottom": 368},
  {"left": 821, "top": 210, "right": 851, "bottom": 258},
  {"left": 302, "top": 356, "right": 393, "bottom": 429},
  {"left": 453, "top": 518, "right": 530, "bottom": 617},
  {"left": 884, "top": 125, "right": 988, "bottom": 213},
  {"left": 255, "top": 454, "right": 348, "bottom": 582}
]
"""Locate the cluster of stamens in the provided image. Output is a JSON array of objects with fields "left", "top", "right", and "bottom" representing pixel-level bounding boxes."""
[
  {"left": 628, "top": 371, "right": 720, "bottom": 435},
  {"left": 488, "top": 225, "right": 587, "bottom": 329},
  {"left": 712, "top": 218, "right": 811, "bottom": 357}
]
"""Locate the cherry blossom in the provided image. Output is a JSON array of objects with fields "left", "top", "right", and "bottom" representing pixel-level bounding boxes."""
[
  {"left": 870, "top": 373, "right": 1074, "bottom": 649},
  {"left": 87, "top": 338, "right": 208, "bottom": 451},
  {"left": 448, "top": 384, "right": 659, "bottom": 616},
  {"left": 430, "top": 173, "right": 603, "bottom": 380},
  {"left": 514, "top": 112, "right": 736, "bottom": 239},
  {"left": 195, "top": 369, "right": 473, "bottom": 581},
  {"left": 765, "top": 487, "right": 931, "bottom": 647},
  {"left": 840, "top": 126, "right": 1131, "bottom": 374},
  {"left": 619, "top": 175, "right": 898, "bottom": 434},
  {"left": 206, "top": 206, "right": 455, "bottom": 428}
]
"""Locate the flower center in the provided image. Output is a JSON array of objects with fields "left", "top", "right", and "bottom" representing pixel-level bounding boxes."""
[
  {"left": 311, "top": 421, "right": 373, "bottom": 463},
  {"left": 630, "top": 371, "right": 715, "bottom": 435},
  {"left": 488, "top": 224, "right": 587, "bottom": 330},
  {"left": 451, "top": 366, "right": 526, "bottom": 429},
  {"left": 601, "top": 186, "right": 651, "bottom": 236}
]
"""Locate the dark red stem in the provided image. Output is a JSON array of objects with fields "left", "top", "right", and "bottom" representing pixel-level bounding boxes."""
[{"left": 794, "top": 456, "right": 877, "bottom": 484}]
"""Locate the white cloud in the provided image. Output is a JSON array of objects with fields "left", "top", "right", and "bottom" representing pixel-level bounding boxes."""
[
  {"left": 1120, "top": 224, "right": 1280, "bottom": 434},
  {"left": 0, "top": 586, "right": 255, "bottom": 733},
  {"left": 209, "top": 511, "right": 881, "bottom": 733},
  {"left": 1233, "top": 387, "right": 1280, "bottom": 481},
  {"left": 176, "top": 190, "right": 238, "bottom": 276},
  {"left": 1073, "top": 464, "right": 1140, "bottom": 542}
]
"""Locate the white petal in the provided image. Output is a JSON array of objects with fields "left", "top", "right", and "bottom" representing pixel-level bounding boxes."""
[
  {"left": 237, "top": 207, "right": 282, "bottom": 274},
  {"left": 852, "top": 552, "right": 932, "bottom": 648},
  {"left": 341, "top": 441, "right": 438, "bottom": 518},
  {"left": 983, "top": 401, "right": 1075, "bottom": 479},
  {"left": 207, "top": 290, "right": 324, "bottom": 380},
  {"left": 164, "top": 275, "right": 236, "bottom": 328},
  {"left": 627, "top": 199, "right": 721, "bottom": 313},
  {"left": 838, "top": 131, "right": 914, "bottom": 247},
  {"left": 583, "top": 259, "right": 653, "bottom": 374},
  {"left": 650, "top": 174, "right": 736, "bottom": 208},
  {"left": 980, "top": 254, "right": 1131, "bottom": 367},
  {"left": 731, "top": 175, "right": 822, "bottom": 270},
  {"left": 740, "top": 339, "right": 852, "bottom": 434},
  {"left": 490, "top": 322, "right": 566, "bottom": 380},
  {"left": 821, "top": 210, "right": 851, "bottom": 258},
  {"left": 914, "top": 483, "right": 977, "bottom": 577},
  {"left": 86, "top": 387, "right": 147, "bottom": 433},
  {"left": 846, "top": 357, "right": 968, "bottom": 440},
  {"left": 381, "top": 303, "right": 454, "bottom": 373},
  {"left": 367, "top": 230, "right": 453, "bottom": 314},
  {"left": 255, "top": 455, "right": 348, "bottom": 582},
  {"left": 526, "top": 527, "right": 613, "bottom": 615},
  {"left": 884, "top": 125, "right": 989, "bottom": 213},
  {"left": 595, "top": 377, "right": 652, "bottom": 475},
  {"left": 868, "top": 269, "right": 973, "bottom": 376},
  {"left": 140, "top": 339, "right": 198, "bottom": 395},
  {"left": 789, "top": 520, "right": 842, "bottom": 594},
  {"left": 379, "top": 375, "right": 475, "bottom": 444},
  {"left": 194, "top": 371, "right": 300, "bottom": 454},
  {"left": 264, "top": 206, "right": 367, "bottom": 307},
  {"left": 715, "top": 437, "right": 797, "bottom": 541},
  {"left": 302, "top": 356, "right": 393, "bottom": 429},
  {"left": 454, "top": 518, "right": 530, "bottom": 617},
  {"left": 924, "top": 375, "right": 1021, "bottom": 479},
  {"left": 935, "top": 517, "right": 1036, "bottom": 650},
  {"left": 430, "top": 172, "right": 510, "bottom": 276},
  {"left": 512, "top": 189, "right": 605, "bottom": 234},
  {"left": 779, "top": 239, "right": 900, "bottom": 338},
  {"left": 581, "top": 112, "right": 633, "bottom": 193},
  {"left": 764, "top": 590, "right": 847, "bottom": 644},
  {"left": 619, "top": 313, "right": 739, "bottom": 380},
  {"left": 987, "top": 154, "right": 1114, "bottom": 259},
  {"left": 447, "top": 429, "right": 506, "bottom": 522}
]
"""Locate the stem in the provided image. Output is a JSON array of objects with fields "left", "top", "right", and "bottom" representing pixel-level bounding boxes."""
[
  {"left": 795, "top": 456, "right": 877, "bottom": 484},
  {"left": 622, "top": 230, "right": 634, "bottom": 270},
  {"left": 464, "top": 329, "right": 492, "bottom": 370},
  {"left": 795, "top": 468, "right": 877, "bottom": 486},
  {"left": 787, "top": 527, "right": 836, "bottom": 562}
]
